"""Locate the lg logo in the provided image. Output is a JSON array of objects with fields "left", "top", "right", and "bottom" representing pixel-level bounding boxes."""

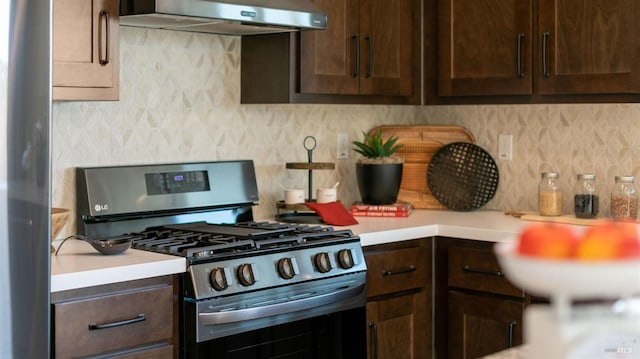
[{"left": 94, "top": 204, "right": 109, "bottom": 212}]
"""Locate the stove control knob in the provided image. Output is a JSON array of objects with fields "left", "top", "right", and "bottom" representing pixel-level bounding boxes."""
[
  {"left": 314, "top": 252, "right": 332, "bottom": 273},
  {"left": 277, "top": 257, "right": 299, "bottom": 280},
  {"left": 337, "top": 249, "right": 355, "bottom": 269},
  {"left": 237, "top": 263, "right": 257, "bottom": 286},
  {"left": 209, "top": 267, "right": 230, "bottom": 291}
]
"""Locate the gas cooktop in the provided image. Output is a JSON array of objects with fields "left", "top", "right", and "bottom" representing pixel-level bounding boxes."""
[{"left": 130, "top": 221, "right": 358, "bottom": 264}]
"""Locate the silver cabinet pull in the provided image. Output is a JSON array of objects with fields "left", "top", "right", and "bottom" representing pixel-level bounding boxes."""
[{"left": 98, "top": 10, "right": 110, "bottom": 66}]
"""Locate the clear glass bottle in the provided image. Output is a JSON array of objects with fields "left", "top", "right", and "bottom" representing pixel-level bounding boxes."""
[
  {"left": 538, "top": 172, "right": 562, "bottom": 216},
  {"left": 611, "top": 175, "right": 638, "bottom": 221},
  {"left": 574, "top": 174, "right": 599, "bottom": 219}
]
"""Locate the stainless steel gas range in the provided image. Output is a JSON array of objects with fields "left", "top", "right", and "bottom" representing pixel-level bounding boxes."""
[{"left": 76, "top": 160, "right": 367, "bottom": 359}]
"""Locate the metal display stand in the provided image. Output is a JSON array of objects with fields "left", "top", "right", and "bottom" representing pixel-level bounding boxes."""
[{"left": 277, "top": 136, "right": 335, "bottom": 223}]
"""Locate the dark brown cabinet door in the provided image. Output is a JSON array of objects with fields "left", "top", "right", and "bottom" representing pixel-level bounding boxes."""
[
  {"left": 301, "top": 0, "right": 416, "bottom": 97},
  {"left": 438, "top": 0, "right": 533, "bottom": 96},
  {"left": 300, "top": 0, "right": 360, "bottom": 95},
  {"left": 537, "top": 0, "right": 640, "bottom": 94},
  {"left": 364, "top": 239, "right": 432, "bottom": 359},
  {"left": 358, "top": 0, "right": 414, "bottom": 96},
  {"left": 447, "top": 290, "right": 524, "bottom": 359},
  {"left": 366, "top": 290, "right": 430, "bottom": 359}
]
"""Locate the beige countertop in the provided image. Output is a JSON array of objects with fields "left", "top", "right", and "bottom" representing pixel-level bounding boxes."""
[{"left": 48, "top": 209, "right": 548, "bottom": 293}]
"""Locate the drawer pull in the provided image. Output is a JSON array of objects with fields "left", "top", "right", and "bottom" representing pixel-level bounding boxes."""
[
  {"left": 364, "top": 35, "right": 373, "bottom": 78},
  {"left": 463, "top": 265, "right": 504, "bottom": 277},
  {"left": 368, "top": 321, "right": 379, "bottom": 359},
  {"left": 98, "top": 10, "right": 110, "bottom": 66},
  {"left": 382, "top": 265, "right": 416, "bottom": 276},
  {"left": 516, "top": 33, "right": 525, "bottom": 78},
  {"left": 542, "top": 31, "right": 550, "bottom": 77},
  {"left": 88, "top": 314, "right": 146, "bottom": 330},
  {"left": 352, "top": 34, "right": 360, "bottom": 78},
  {"left": 507, "top": 320, "right": 517, "bottom": 348}
]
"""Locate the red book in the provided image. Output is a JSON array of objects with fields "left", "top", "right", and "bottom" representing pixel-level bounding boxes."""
[
  {"left": 350, "top": 201, "right": 413, "bottom": 213},
  {"left": 351, "top": 210, "right": 411, "bottom": 218}
]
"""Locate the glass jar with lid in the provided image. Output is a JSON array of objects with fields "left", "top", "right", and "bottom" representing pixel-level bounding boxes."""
[
  {"left": 538, "top": 171, "right": 562, "bottom": 216},
  {"left": 610, "top": 175, "right": 638, "bottom": 221},
  {"left": 574, "top": 173, "right": 599, "bottom": 219}
]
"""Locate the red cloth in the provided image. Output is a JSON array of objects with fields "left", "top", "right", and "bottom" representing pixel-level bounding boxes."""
[{"left": 304, "top": 202, "right": 359, "bottom": 226}]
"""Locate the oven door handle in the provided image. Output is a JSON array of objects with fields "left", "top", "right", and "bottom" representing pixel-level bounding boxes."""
[{"left": 198, "top": 283, "right": 364, "bottom": 325}]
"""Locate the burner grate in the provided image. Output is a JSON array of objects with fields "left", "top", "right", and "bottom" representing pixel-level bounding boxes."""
[{"left": 130, "top": 221, "right": 357, "bottom": 260}]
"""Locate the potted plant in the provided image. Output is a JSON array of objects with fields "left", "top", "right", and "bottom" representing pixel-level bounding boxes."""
[{"left": 352, "top": 129, "right": 404, "bottom": 205}]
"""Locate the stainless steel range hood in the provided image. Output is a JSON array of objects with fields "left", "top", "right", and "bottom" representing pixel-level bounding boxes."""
[{"left": 120, "top": 0, "right": 327, "bottom": 36}]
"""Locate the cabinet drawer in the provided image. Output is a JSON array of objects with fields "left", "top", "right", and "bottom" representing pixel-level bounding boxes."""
[
  {"left": 114, "top": 343, "right": 174, "bottom": 358},
  {"left": 54, "top": 285, "right": 173, "bottom": 358},
  {"left": 366, "top": 246, "right": 429, "bottom": 298},
  {"left": 448, "top": 246, "right": 524, "bottom": 298}
]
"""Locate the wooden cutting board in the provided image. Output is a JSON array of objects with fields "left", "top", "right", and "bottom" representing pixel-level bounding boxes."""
[{"left": 369, "top": 125, "right": 475, "bottom": 209}]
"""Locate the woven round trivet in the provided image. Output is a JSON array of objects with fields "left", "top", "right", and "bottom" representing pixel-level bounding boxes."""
[{"left": 427, "top": 142, "right": 499, "bottom": 211}]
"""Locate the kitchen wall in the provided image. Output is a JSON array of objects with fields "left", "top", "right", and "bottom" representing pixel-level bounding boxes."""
[{"left": 52, "top": 27, "right": 640, "bottom": 238}]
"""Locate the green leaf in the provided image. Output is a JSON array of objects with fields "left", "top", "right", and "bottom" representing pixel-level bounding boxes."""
[{"left": 352, "top": 129, "right": 403, "bottom": 158}]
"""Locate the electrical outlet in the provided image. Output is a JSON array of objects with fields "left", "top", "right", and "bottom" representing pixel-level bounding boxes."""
[
  {"left": 498, "top": 134, "right": 513, "bottom": 160},
  {"left": 337, "top": 133, "right": 349, "bottom": 159}
]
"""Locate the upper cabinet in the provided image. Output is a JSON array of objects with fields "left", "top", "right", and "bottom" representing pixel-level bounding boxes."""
[
  {"left": 537, "top": 0, "right": 640, "bottom": 95},
  {"left": 437, "top": 0, "right": 640, "bottom": 98},
  {"left": 437, "top": 0, "right": 533, "bottom": 96},
  {"left": 241, "top": 0, "right": 421, "bottom": 104},
  {"left": 300, "top": 0, "right": 415, "bottom": 97},
  {"left": 53, "top": 0, "right": 119, "bottom": 101}
]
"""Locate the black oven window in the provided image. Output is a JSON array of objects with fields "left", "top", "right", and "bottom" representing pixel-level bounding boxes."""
[{"left": 190, "top": 308, "right": 366, "bottom": 359}]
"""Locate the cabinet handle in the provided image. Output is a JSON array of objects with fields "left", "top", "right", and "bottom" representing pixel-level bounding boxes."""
[
  {"left": 516, "top": 33, "right": 525, "bottom": 78},
  {"left": 99, "top": 10, "right": 110, "bottom": 66},
  {"left": 382, "top": 265, "right": 416, "bottom": 276},
  {"left": 462, "top": 265, "right": 504, "bottom": 277},
  {"left": 88, "top": 313, "right": 146, "bottom": 330},
  {"left": 364, "top": 35, "right": 373, "bottom": 78},
  {"left": 368, "top": 321, "right": 379, "bottom": 359},
  {"left": 507, "top": 320, "right": 517, "bottom": 348},
  {"left": 352, "top": 34, "right": 360, "bottom": 78},
  {"left": 542, "top": 31, "right": 550, "bottom": 78}
]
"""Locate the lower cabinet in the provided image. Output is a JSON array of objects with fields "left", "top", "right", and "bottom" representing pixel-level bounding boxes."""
[
  {"left": 51, "top": 276, "right": 178, "bottom": 358},
  {"left": 447, "top": 291, "right": 524, "bottom": 359},
  {"left": 364, "top": 239, "right": 432, "bottom": 359},
  {"left": 366, "top": 290, "right": 430, "bottom": 359},
  {"left": 435, "top": 237, "right": 529, "bottom": 359}
]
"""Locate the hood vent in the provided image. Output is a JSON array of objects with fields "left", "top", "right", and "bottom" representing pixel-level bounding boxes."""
[{"left": 120, "top": 0, "right": 327, "bottom": 36}]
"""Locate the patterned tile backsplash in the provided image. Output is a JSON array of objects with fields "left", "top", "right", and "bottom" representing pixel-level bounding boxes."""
[{"left": 52, "top": 27, "right": 640, "bottom": 238}]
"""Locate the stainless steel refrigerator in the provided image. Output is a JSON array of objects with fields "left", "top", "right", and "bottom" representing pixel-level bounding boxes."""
[{"left": 1, "top": 0, "right": 51, "bottom": 357}]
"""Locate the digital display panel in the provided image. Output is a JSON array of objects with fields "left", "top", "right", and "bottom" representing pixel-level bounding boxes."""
[{"left": 145, "top": 170, "right": 210, "bottom": 195}]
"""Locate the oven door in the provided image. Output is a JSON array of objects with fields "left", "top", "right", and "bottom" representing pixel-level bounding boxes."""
[{"left": 183, "top": 273, "right": 367, "bottom": 359}]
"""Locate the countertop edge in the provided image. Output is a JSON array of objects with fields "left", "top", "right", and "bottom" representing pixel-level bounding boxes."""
[
  {"left": 51, "top": 257, "right": 185, "bottom": 292},
  {"left": 51, "top": 210, "right": 529, "bottom": 292}
]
